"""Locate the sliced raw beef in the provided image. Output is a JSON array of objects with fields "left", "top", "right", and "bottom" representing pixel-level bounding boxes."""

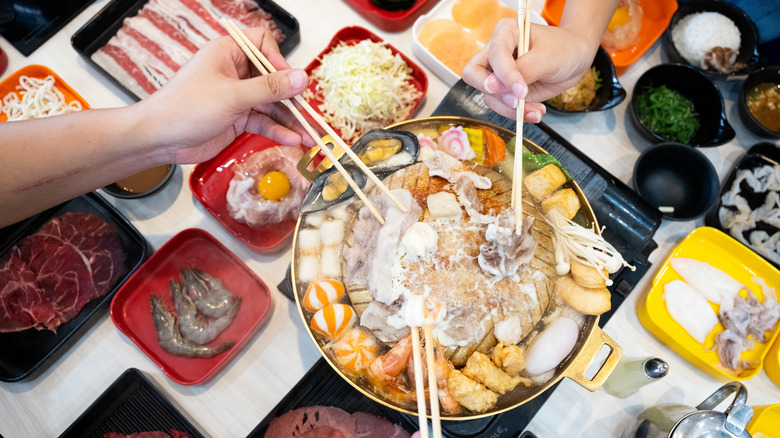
[
  {"left": 352, "top": 412, "right": 411, "bottom": 438},
  {"left": 299, "top": 427, "right": 351, "bottom": 438},
  {"left": 264, "top": 406, "right": 356, "bottom": 438},
  {"left": 0, "top": 252, "right": 56, "bottom": 332},
  {"left": 39, "top": 212, "right": 127, "bottom": 294},
  {"left": 13, "top": 234, "right": 98, "bottom": 331}
]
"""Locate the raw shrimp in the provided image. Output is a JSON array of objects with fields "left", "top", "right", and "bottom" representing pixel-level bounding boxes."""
[
  {"left": 150, "top": 294, "right": 234, "bottom": 358},
  {"left": 181, "top": 268, "right": 236, "bottom": 318},
  {"left": 170, "top": 280, "right": 241, "bottom": 345}
]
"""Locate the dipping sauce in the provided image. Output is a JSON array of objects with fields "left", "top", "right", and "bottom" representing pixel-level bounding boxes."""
[
  {"left": 114, "top": 164, "right": 172, "bottom": 194},
  {"left": 747, "top": 83, "right": 780, "bottom": 132}
]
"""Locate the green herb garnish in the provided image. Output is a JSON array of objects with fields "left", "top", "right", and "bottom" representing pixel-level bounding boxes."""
[{"left": 635, "top": 85, "right": 700, "bottom": 143}]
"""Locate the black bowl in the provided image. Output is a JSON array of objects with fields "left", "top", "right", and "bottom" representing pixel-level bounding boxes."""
[
  {"left": 629, "top": 64, "right": 735, "bottom": 147},
  {"left": 664, "top": 0, "right": 762, "bottom": 76},
  {"left": 633, "top": 142, "right": 719, "bottom": 221},
  {"left": 103, "top": 164, "right": 176, "bottom": 199},
  {"left": 546, "top": 46, "right": 626, "bottom": 113},
  {"left": 738, "top": 66, "right": 780, "bottom": 138}
]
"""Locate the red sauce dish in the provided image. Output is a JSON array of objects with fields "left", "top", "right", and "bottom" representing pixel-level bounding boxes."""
[
  {"left": 190, "top": 133, "right": 303, "bottom": 253},
  {"left": 342, "top": 0, "right": 441, "bottom": 32},
  {"left": 110, "top": 228, "right": 272, "bottom": 385}
]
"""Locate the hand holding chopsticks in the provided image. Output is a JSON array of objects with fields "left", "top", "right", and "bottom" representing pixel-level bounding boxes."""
[{"left": 221, "top": 19, "right": 409, "bottom": 224}]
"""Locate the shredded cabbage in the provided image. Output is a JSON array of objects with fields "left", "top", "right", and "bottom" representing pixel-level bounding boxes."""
[{"left": 304, "top": 40, "right": 422, "bottom": 144}]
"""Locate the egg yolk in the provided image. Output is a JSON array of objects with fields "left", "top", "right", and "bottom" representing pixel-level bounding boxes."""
[
  {"left": 608, "top": 7, "right": 631, "bottom": 31},
  {"left": 258, "top": 171, "right": 290, "bottom": 201}
]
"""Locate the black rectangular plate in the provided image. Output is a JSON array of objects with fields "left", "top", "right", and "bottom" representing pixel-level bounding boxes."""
[
  {"left": 70, "top": 0, "right": 300, "bottom": 101},
  {"left": 0, "top": 0, "right": 94, "bottom": 56},
  {"left": 60, "top": 368, "right": 204, "bottom": 438},
  {"left": 705, "top": 142, "right": 780, "bottom": 268},
  {"left": 0, "top": 192, "right": 148, "bottom": 382}
]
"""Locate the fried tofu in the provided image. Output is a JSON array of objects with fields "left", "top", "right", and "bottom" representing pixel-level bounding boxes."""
[
  {"left": 448, "top": 370, "right": 498, "bottom": 413},
  {"left": 491, "top": 342, "right": 530, "bottom": 379},
  {"left": 541, "top": 188, "right": 581, "bottom": 220},
  {"left": 570, "top": 260, "right": 608, "bottom": 288},
  {"left": 556, "top": 275, "right": 611, "bottom": 315},
  {"left": 462, "top": 351, "right": 523, "bottom": 394},
  {"left": 524, "top": 164, "right": 567, "bottom": 201}
]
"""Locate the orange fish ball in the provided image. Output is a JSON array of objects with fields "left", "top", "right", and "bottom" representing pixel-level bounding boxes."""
[
  {"left": 331, "top": 327, "right": 379, "bottom": 374},
  {"left": 311, "top": 303, "right": 355, "bottom": 340},
  {"left": 303, "top": 280, "right": 345, "bottom": 312}
]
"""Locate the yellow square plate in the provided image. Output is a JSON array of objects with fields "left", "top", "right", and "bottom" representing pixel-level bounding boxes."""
[
  {"left": 748, "top": 404, "right": 780, "bottom": 438},
  {"left": 637, "top": 227, "right": 780, "bottom": 381}
]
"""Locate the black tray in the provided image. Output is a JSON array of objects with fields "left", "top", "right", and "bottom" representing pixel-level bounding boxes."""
[
  {"left": 60, "top": 368, "right": 204, "bottom": 438},
  {"left": 705, "top": 142, "right": 780, "bottom": 268},
  {"left": 70, "top": 0, "right": 300, "bottom": 101},
  {"left": 0, "top": 192, "right": 148, "bottom": 382}
]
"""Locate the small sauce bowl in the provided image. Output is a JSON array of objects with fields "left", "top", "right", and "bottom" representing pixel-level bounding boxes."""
[
  {"left": 629, "top": 63, "right": 734, "bottom": 147},
  {"left": 739, "top": 66, "right": 780, "bottom": 139},
  {"left": 546, "top": 46, "right": 626, "bottom": 113},
  {"left": 103, "top": 164, "right": 176, "bottom": 199},
  {"left": 664, "top": 0, "right": 762, "bottom": 76},
  {"left": 633, "top": 142, "right": 719, "bottom": 221}
]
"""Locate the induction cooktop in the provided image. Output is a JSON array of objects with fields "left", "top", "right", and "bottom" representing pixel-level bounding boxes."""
[{"left": 0, "top": 0, "right": 94, "bottom": 56}]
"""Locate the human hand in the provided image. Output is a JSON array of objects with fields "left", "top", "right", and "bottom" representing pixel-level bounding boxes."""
[
  {"left": 135, "top": 27, "right": 315, "bottom": 164},
  {"left": 463, "top": 18, "right": 599, "bottom": 121}
]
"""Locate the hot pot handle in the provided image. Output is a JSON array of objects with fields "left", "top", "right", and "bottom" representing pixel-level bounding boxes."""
[{"left": 563, "top": 325, "right": 623, "bottom": 391}]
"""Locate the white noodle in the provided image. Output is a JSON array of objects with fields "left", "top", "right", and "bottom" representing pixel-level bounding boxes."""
[{"left": 1, "top": 75, "right": 83, "bottom": 121}]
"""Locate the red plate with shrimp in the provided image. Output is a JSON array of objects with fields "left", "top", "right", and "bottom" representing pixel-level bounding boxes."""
[
  {"left": 110, "top": 228, "right": 272, "bottom": 385},
  {"left": 190, "top": 132, "right": 308, "bottom": 252}
]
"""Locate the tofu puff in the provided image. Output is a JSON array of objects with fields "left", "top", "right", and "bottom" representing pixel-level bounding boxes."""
[
  {"left": 541, "top": 188, "right": 581, "bottom": 221},
  {"left": 448, "top": 370, "right": 498, "bottom": 413},
  {"left": 525, "top": 164, "right": 567, "bottom": 201}
]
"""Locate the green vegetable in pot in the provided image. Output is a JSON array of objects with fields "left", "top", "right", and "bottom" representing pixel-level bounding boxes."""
[
  {"left": 506, "top": 137, "right": 571, "bottom": 181},
  {"left": 635, "top": 85, "right": 700, "bottom": 144}
]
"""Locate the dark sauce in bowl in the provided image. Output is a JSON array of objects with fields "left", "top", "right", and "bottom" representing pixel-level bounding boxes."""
[{"left": 104, "top": 164, "right": 175, "bottom": 198}]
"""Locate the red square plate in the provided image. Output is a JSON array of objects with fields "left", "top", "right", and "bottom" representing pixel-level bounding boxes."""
[
  {"left": 0, "top": 64, "right": 91, "bottom": 122},
  {"left": 342, "top": 0, "right": 440, "bottom": 32},
  {"left": 190, "top": 133, "right": 303, "bottom": 253},
  {"left": 110, "top": 228, "right": 272, "bottom": 385},
  {"left": 303, "top": 26, "right": 428, "bottom": 142}
]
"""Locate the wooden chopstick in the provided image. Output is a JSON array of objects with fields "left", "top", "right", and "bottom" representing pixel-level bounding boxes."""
[
  {"left": 223, "top": 19, "right": 408, "bottom": 215},
  {"left": 221, "top": 19, "right": 385, "bottom": 225},
  {"left": 424, "top": 323, "right": 441, "bottom": 438},
  {"left": 513, "top": 1, "right": 532, "bottom": 234},
  {"left": 410, "top": 327, "right": 429, "bottom": 438}
]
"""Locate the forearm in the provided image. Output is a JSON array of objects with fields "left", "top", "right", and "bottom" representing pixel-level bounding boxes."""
[
  {"left": 0, "top": 104, "right": 166, "bottom": 226},
  {"left": 558, "top": 0, "right": 622, "bottom": 51}
]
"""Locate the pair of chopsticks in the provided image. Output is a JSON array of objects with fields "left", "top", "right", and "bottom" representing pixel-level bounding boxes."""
[
  {"left": 221, "top": 19, "right": 408, "bottom": 225},
  {"left": 410, "top": 309, "right": 440, "bottom": 438},
  {"left": 512, "top": 1, "right": 532, "bottom": 234}
]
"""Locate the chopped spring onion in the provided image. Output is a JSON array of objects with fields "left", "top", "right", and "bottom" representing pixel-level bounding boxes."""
[
  {"left": 304, "top": 40, "right": 422, "bottom": 144},
  {"left": 545, "top": 209, "right": 634, "bottom": 286}
]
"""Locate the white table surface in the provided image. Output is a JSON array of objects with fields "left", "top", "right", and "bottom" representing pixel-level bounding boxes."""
[{"left": 0, "top": 1, "right": 778, "bottom": 437}]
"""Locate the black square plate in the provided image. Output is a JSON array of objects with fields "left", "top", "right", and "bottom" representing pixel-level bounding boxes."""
[
  {"left": 60, "top": 368, "right": 204, "bottom": 437},
  {"left": 70, "top": 0, "right": 300, "bottom": 101},
  {"left": 0, "top": 192, "right": 148, "bottom": 382}
]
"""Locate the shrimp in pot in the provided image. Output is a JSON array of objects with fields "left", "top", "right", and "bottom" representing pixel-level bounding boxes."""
[
  {"left": 170, "top": 280, "right": 241, "bottom": 345},
  {"left": 150, "top": 294, "right": 234, "bottom": 358},
  {"left": 433, "top": 338, "right": 461, "bottom": 414},
  {"left": 181, "top": 268, "right": 236, "bottom": 318},
  {"left": 367, "top": 334, "right": 418, "bottom": 404}
]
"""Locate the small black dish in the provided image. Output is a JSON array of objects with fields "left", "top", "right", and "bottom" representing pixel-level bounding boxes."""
[
  {"left": 738, "top": 66, "right": 780, "bottom": 138},
  {"left": 633, "top": 142, "right": 719, "bottom": 221},
  {"left": 546, "top": 46, "right": 626, "bottom": 113},
  {"left": 629, "top": 63, "right": 735, "bottom": 147},
  {"left": 103, "top": 164, "right": 176, "bottom": 199},
  {"left": 664, "top": 0, "right": 763, "bottom": 76}
]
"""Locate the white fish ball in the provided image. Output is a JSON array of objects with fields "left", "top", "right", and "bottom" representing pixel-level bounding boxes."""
[{"left": 525, "top": 317, "right": 579, "bottom": 375}]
